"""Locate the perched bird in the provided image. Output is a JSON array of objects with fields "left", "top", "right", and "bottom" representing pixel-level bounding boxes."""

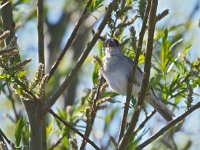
[{"left": 101, "top": 38, "right": 174, "bottom": 121}]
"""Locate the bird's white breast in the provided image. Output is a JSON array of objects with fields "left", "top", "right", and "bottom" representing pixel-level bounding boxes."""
[{"left": 103, "top": 55, "right": 129, "bottom": 95}]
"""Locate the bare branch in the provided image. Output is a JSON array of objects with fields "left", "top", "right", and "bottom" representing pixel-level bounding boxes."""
[
  {"left": 46, "top": 107, "right": 100, "bottom": 150},
  {"left": 156, "top": 9, "right": 169, "bottom": 22},
  {"left": 37, "top": 0, "right": 45, "bottom": 65},
  {"left": 134, "top": 110, "right": 156, "bottom": 135},
  {"left": 49, "top": 134, "right": 65, "bottom": 150},
  {"left": 10, "top": 58, "right": 31, "bottom": 70},
  {"left": 48, "top": 0, "right": 92, "bottom": 79},
  {"left": 135, "top": 101, "right": 200, "bottom": 150},
  {"left": 45, "top": 0, "right": 120, "bottom": 108},
  {"left": 0, "top": 129, "right": 12, "bottom": 145},
  {"left": 118, "top": 0, "right": 158, "bottom": 149}
]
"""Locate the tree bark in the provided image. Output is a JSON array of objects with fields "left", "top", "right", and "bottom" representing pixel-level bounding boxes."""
[{"left": 24, "top": 100, "right": 44, "bottom": 150}]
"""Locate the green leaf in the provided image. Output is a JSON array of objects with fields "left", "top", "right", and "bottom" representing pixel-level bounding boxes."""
[
  {"left": 98, "top": 40, "right": 103, "bottom": 58},
  {"left": 182, "top": 44, "right": 192, "bottom": 60},
  {"left": 102, "top": 91, "right": 119, "bottom": 98},
  {"left": 0, "top": 73, "right": 7, "bottom": 79},
  {"left": 72, "top": 104, "right": 87, "bottom": 119},
  {"left": 154, "top": 29, "right": 163, "bottom": 41},
  {"left": 138, "top": 0, "right": 147, "bottom": 20},
  {"left": 174, "top": 95, "right": 182, "bottom": 104},
  {"left": 92, "top": 62, "right": 99, "bottom": 85},
  {"left": 15, "top": 116, "right": 26, "bottom": 147},
  {"left": 57, "top": 108, "right": 67, "bottom": 120},
  {"left": 169, "top": 38, "right": 183, "bottom": 51},
  {"left": 138, "top": 54, "right": 145, "bottom": 64},
  {"left": 46, "top": 119, "right": 54, "bottom": 139},
  {"left": 168, "top": 24, "right": 183, "bottom": 31},
  {"left": 63, "top": 136, "right": 69, "bottom": 148},
  {"left": 131, "top": 96, "right": 137, "bottom": 107},
  {"left": 167, "top": 52, "right": 181, "bottom": 73},
  {"left": 17, "top": 71, "right": 26, "bottom": 78},
  {"left": 126, "top": 128, "right": 149, "bottom": 150},
  {"left": 89, "top": 0, "right": 104, "bottom": 12},
  {"left": 104, "top": 107, "right": 119, "bottom": 132},
  {"left": 161, "top": 29, "right": 169, "bottom": 66},
  {"left": 126, "top": 0, "right": 132, "bottom": 5},
  {"left": 0, "top": 82, "right": 6, "bottom": 91},
  {"left": 169, "top": 74, "right": 180, "bottom": 93},
  {"left": 161, "top": 29, "right": 171, "bottom": 80}
]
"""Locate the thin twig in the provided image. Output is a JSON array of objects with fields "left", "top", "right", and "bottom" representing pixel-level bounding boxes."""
[
  {"left": 46, "top": 108, "right": 100, "bottom": 150},
  {"left": 80, "top": 76, "right": 104, "bottom": 149},
  {"left": 45, "top": 0, "right": 120, "bottom": 109},
  {"left": 48, "top": 0, "right": 92, "bottom": 79},
  {"left": 135, "top": 101, "right": 200, "bottom": 150},
  {"left": 10, "top": 58, "right": 31, "bottom": 70},
  {"left": 134, "top": 110, "right": 156, "bottom": 135},
  {"left": 2, "top": 87, "right": 19, "bottom": 121},
  {"left": 118, "top": 0, "right": 158, "bottom": 149},
  {"left": 118, "top": 0, "right": 151, "bottom": 143},
  {"left": 37, "top": 0, "right": 45, "bottom": 65},
  {"left": 0, "top": 129, "right": 12, "bottom": 145},
  {"left": 0, "top": 48, "right": 18, "bottom": 56},
  {"left": 49, "top": 134, "right": 65, "bottom": 150}
]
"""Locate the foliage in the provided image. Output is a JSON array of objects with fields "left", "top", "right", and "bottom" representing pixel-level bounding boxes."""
[{"left": 14, "top": 116, "right": 26, "bottom": 148}]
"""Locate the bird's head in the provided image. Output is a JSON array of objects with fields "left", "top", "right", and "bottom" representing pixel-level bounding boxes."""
[
  {"left": 104, "top": 38, "right": 119, "bottom": 47},
  {"left": 104, "top": 38, "right": 122, "bottom": 56}
]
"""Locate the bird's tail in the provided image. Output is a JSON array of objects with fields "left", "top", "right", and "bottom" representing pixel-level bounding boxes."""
[{"left": 147, "top": 95, "right": 174, "bottom": 121}]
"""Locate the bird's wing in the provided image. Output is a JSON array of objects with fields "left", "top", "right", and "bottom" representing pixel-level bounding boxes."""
[{"left": 124, "top": 56, "right": 143, "bottom": 86}]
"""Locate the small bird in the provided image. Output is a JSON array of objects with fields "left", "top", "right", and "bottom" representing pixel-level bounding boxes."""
[{"left": 101, "top": 38, "right": 174, "bottom": 121}]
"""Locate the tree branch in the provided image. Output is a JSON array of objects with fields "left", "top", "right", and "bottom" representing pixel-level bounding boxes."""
[
  {"left": 48, "top": 0, "right": 92, "bottom": 79},
  {"left": 14, "top": 78, "right": 100, "bottom": 149},
  {"left": 1, "top": 0, "right": 15, "bottom": 45},
  {"left": 135, "top": 101, "right": 200, "bottom": 150},
  {"left": 118, "top": 0, "right": 158, "bottom": 149},
  {"left": 45, "top": 0, "right": 120, "bottom": 109},
  {"left": 80, "top": 76, "right": 104, "bottom": 149},
  {"left": 0, "top": 129, "right": 12, "bottom": 145},
  {"left": 49, "top": 134, "right": 65, "bottom": 150},
  {"left": 46, "top": 107, "right": 100, "bottom": 150},
  {"left": 37, "top": 0, "right": 45, "bottom": 65},
  {"left": 134, "top": 110, "right": 156, "bottom": 135},
  {"left": 118, "top": 0, "right": 151, "bottom": 142}
]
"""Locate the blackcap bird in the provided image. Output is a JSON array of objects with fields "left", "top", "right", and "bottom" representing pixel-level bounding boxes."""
[{"left": 101, "top": 38, "right": 174, "bottom": 121}]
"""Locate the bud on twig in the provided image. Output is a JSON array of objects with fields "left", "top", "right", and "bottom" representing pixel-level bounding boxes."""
[{"left": 0, "top": 30, "right": 10, "bottom": 41}]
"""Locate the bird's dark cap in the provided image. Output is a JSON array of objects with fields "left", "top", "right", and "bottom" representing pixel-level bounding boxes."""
[{"left": 104, "top": 38, "right": 119, "bottom": 48}]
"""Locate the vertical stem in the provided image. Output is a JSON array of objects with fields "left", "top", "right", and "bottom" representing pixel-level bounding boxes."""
[
  {"left": 1, "top": 0, "right": 15, "bottom": 45},
  {"left": 24, "top": 100, "right": 44, "bottom": 150},
  {"left": 118, "top": 0, "right": 151, "bottom": 142},
  {"left": 37, "top": 0, "right": 46, "bottom": 149},
  {"left": 80, "top": 77, "right": 104, "bottom": 149},
  {"left": 118, "top": 0, "right": 158, "bottom": 149},
  {"left": 38, "top": 0, "right": 45, "bottom": 65}
]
